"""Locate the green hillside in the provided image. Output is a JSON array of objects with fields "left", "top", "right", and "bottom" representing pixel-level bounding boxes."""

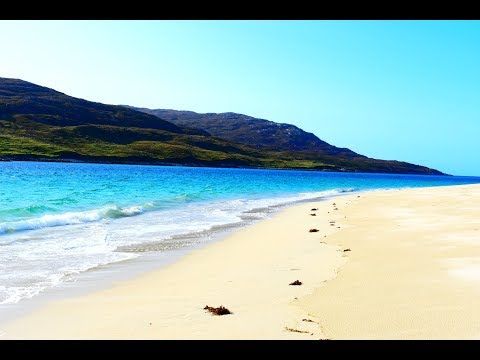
[{"left": 0, "top": 78, "right": 444, "bottom": 174}]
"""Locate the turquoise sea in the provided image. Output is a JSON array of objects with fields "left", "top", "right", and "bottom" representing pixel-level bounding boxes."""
[{"left": 1, "top": 161, "right": 480, "bottom": 304}]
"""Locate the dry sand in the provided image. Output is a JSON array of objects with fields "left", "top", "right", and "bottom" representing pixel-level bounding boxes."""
[
  {"left": 2, "top": 184, "right": 480, "bottom": 339},
  {"left": 299, "top": 184, "right": 480, "bottom": 339}
]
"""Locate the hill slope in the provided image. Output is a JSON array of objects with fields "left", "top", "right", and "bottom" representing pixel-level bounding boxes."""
[
  {"left": 0, "top": 78, "right": 285, "bottom": 168},
  {"left": 0, "top": 78, "right": 205, "bottom": 135},
  {"left": 127, "top": 108, "right": 361, "bottom": 158},
  {"left": 126, "top": 106, "right": 445, "bottom": 175},
  {"left": 0, "top": 78, "right": 444, "bottom": 174}
]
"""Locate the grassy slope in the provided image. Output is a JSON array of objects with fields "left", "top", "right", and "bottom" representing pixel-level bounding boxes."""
[
  {"left": 0, "top": 78, "right": 444, "bottom": 174},
  {"left": 0, "top": 117, "right": 337, "bottom": 170},
  {"left": 0, "top": 116, "right": 443, "bottom": 173},
  {"left": 127, "top": 107, "right": 445, "bottom": 175}
]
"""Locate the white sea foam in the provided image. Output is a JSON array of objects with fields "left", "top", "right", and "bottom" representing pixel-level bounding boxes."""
[
  {"left": 0, "top": 188, "right": 353, "bottom": 236},
  {"left": 0, "top": 188, "right": 355, "bottom": 304},
  {"left": 0, "top": 205, "right": 147, "bottom": 235}
]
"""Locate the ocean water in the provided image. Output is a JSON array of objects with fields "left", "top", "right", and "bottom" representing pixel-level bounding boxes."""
[{"left": 1, "top": 161, "right": 480, "bottom": 305}]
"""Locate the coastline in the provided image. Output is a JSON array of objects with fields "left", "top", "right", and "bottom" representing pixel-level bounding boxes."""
[
  {"left": 0, "top": 193, "right": 346, "bottom": 339},
  {"left": 2, "top": 184, "right": 480, "bottom": 339},
  {"left": 0, "top": 158, "right": 449, "bottom": 175}
]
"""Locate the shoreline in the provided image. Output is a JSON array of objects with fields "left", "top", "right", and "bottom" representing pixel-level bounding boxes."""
[
  {"left": 0, "top": 159, "right": 449, "bottom": 175},
  {"left": 2, "top": 184, "right": 480, "bottom": 339},
  {"left": 0, "top": 191, "right": 345, "bottom": 325},
  {"left": 0, "top": 193, "right": 347, "bottom": 339}
]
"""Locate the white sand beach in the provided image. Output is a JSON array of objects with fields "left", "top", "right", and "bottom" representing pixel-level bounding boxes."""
[{"left": 2, "top": 184, "right": 480, "bottom": 339}]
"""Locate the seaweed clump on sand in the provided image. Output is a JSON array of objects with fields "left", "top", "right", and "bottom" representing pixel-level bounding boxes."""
[
  {"left": 204, "top": 305, "right": 232, "bottom": 315},
  {"left": 285, "top": 327, "right": 309, "bottom": 334},
  {"left": 289, "top": 280, "right": 302, "bottom": 286},
  {"left": 309, "top": 228, "right": 319, "bottom": 232}
]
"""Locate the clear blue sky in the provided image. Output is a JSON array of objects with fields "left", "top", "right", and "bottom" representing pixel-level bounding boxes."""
[{"left": 0, "top": 20, "right": 479, "bottom": 175}]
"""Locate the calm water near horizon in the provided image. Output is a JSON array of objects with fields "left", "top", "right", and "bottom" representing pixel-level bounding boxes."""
[{"left": 1, "top": 161, "right": 480, "bottom": 305}]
